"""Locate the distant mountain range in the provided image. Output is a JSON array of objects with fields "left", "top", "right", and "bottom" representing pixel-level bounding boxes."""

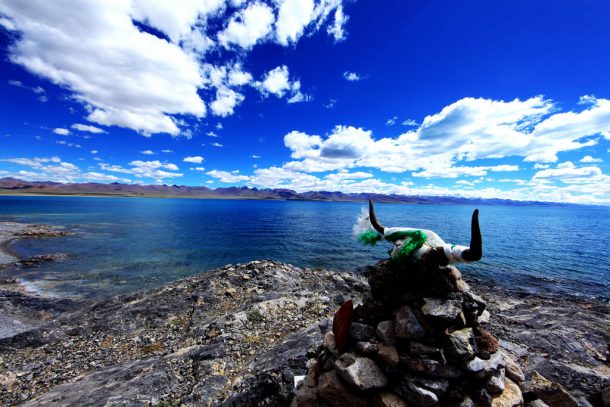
[{"left": 0, "top": 177, "right": 568, "bottom": 206}]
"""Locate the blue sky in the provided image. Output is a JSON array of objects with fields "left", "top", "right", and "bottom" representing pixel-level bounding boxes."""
[{"left": 0, "top": 0, "right": 609, "bottom": 204}]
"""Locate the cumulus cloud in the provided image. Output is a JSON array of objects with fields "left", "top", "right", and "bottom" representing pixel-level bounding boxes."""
[
  {"left": 276, "top": 0, "right": 315, "bottom": 45},
  {"left": 100, "top": 160, "right": 182, "bottom": 183},
  {"left": 245, "top": 165, "right": 610, "bottom": 205},
  {"left": 0, "top": 156, "right": 131, "bottom": 183},
  {"left": 343, "top": 71, "right": 361, "bottom": 81},
  {"left": 326, "top": 3, "right": 347, "bottom": 41},
  {"left": 0, "top": 0, "right": 207, "bottom": 136},
  {"left": 53, "top": 128, "right": 70, "bottom": 136},
  {"left": 207, "top": 169, "right": 250, "bottom": 183},
  {"left": 1, "top": 0, "right": 350, "bottom": 135},
  {"left": 210, "top": 87, "right": 245, "bottom": 117},
  {"left": 217, "top": 2, "right": 275, "bottom": 49},
  {"left": 227, "top": 65, "right": 253, "bottom": 86},
  {"left": 258, "top": 66, "right": 290, "bottom": 97},
  {"left": 183, "top": 156, "right": 204, "bottom": 164},
  {"left": 281, "top": 97, "right": 610, "bottom": 177},
  {"left": 254, "top": 65, "right": 311, "bottom": 103},
  {"left": 412, "top": 165, "right": 519, "bottom": 179},
  {"left": 533, "top": 161, "right": 604, "bottom": 184},
  {"left": 580, "top": 155, "right": 602, "bottom": 163}
]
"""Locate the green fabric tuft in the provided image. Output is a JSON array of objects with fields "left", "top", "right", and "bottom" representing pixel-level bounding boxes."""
[
  {"left": 358, "top": 230, "right": 382, "bottom": 246},
  {"left": 390, "top": 230, "right": 427, "bottom": 264}
]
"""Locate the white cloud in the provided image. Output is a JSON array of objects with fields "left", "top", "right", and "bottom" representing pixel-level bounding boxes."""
[
  {"left": 210, "top": 86, "right": 245, "bottom": 117},
  {"left": 254, "top": 65, "right": 311, "bottom": 104},
  {"left": 287, "top": 82, "right": 312, "bottom": 104},
  {"left": 181, "top": 28, "right": 215, "bottom": 57},
  {"left": 211, "top": 142, "right": 224, "bottom": 147},
  {"left": 183, "top": 156, "right": 204, "bottom": 164},
  {"left": 343, "top": 71, "right": 361, "bottom": 81},
  {"left": 8, "top": 79, "right": 47, "bottom": 102},
  {"left": 326, "top": 4, "right": 347, "bottom": 42},
  {"left": 386, "top": 116, "right": 398, "bottom": 126},
  {"left": 56, "top": 140, "right": 82, "bottom": 148},
  {"left": 1, "top": 156, "right": 131, "bottom": 183},
  {"left": 276, "top": 0, "right": 315, "bottom": 45},
  {"left": 281, "top": 96, "right": 610, "bottom": 177},
  {"left": 91, "top": 150, "right": 98, "bottom": 154},
  {"left": 533, "top": 161, "right": 604, "bottom": 184},
  {"left": 580, "top": 155, "right": 602, "bottom": 163},
  {"left": 412, "top": 165, "right": 519, "bottom": 179},
  {"left": 216, "top": 123, "right": 223, "bottom": 130},
  {"left": 0, "top": 17, "right": 16, "bottom": 31},
  {"left": 217, "top": 2, "right": 275, "bottom": 49},
  {"left": 402, "top": 119, "right": 418, "bottom": 126},
  {"left": 227, "top": 65, "right": 253, "bottom": 86},
  {"left": 161, "top": 149, "right": 173, "bottom": 153},
  {"left": 0, "top": 0, "right": 206, "bottom": 136},
  {"left": 259, "top": 66, "right": 292, "bottom": 97},
  {"left": 534, "top": 163, "right": 550, "bottom": 169},
  {"left": 1, "top": 1, "right": 351, "bottom": 133},
  {"left": 71, "top": 123, "right": 106, "bottom": 134},
  {"left": 53, "top": 128, "right": 70, "bottom": 136},
  {"left": 207, "top": 169, "right": 250, "bottom": 183},
  {"left": 130, "top": 0, "right": 225, "bottom": 43},
  {"left": 250, "top": 154, "right": 261, "bottom": 159},
  {"left": 207, "top": 131, "right": 219, "bottom": 137},
  {"left": 83, "top": 172, "right": 129, "bottom": 183},
  {"left": 141, "top": 150, "right": 155, "bottom": 155},
  {"left": 191, "top": 166, "right": 205, "bottom": 171},
  {"left": 325, "top": 99, "right": 337, "bottom": 109},
  {"left": 101, "top": 160, "right": 182, "bottom": 183}
]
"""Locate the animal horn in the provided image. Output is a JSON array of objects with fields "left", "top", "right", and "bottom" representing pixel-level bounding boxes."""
[
  {"left": 368, "top": 198, "right": 385, "bottom": 234},
  {"left": 462, "top": 209, "right": 482, "bottom": 261}
]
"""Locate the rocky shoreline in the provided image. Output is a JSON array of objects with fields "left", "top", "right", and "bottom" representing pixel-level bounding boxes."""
[
  {"left": 0, "top": 223, "right": 608, "bottom": 406},
  {"left": 0, "top": 222, "right": 77, "bottom": 340}
]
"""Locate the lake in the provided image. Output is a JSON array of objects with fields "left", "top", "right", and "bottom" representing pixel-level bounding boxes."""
[{"left": 0, "top": 196, "right": 608, "bottom": 300}]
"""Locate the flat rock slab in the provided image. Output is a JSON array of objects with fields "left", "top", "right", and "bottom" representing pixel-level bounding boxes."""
[
  {"left": 421, "top": 297, "right": 463, "bottom": 322},
  {"left": 335, "top": 353, "right": 388, "bottom": 391}
]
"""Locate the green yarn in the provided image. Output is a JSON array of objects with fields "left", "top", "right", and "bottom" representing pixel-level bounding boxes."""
[
  {"left": 357, "top": 230, "right": 382, "bottom": 246},
  {"left": 389, "top": 230, "right": 427, "bottom": 264},
  {"left": 358, "top": 228, "right": 427, "bottom": 264}
]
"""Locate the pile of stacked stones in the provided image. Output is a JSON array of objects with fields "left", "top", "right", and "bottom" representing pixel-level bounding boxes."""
[{"left": 292, "top": 259, "right": 529, "bottom": 407}]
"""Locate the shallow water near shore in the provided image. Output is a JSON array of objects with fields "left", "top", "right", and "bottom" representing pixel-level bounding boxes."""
[{"left": 0, "top": 195, "right": 608, "bottom": 300}]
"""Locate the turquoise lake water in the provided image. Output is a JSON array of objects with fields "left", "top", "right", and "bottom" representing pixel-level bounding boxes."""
[{"left": 0, "top": 196, "right": 608, "bottom": 300}]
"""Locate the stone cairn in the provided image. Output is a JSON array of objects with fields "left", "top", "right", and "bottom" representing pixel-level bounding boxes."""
[{"left": 292, "top": 258, "right": 529, "bottom": 407}]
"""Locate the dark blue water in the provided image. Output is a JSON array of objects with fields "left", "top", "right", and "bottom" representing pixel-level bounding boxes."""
[{"left": 0, "top": 196, "right": 608, "bottom": 301}]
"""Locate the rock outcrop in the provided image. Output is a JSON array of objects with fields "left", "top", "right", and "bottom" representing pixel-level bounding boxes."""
[
  {"left": 0, "top": 257, "right": 608, "bottom": 406},
  {"left": 0, "top": 260, "right": 368, "bottom": 405}
]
